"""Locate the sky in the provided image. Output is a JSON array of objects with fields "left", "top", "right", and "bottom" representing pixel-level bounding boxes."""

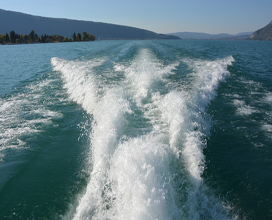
[{"left": 1, "top": 0, "right": 272, "bottom": 34}]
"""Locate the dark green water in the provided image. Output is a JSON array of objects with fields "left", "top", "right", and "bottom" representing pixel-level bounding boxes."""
[{"left": 0, "top": 40, "right": 271, "bottom": 219}]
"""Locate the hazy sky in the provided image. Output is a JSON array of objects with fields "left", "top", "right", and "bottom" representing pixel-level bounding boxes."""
[{"left": 1, "top": 0, "right": 272, "bottom": 34}]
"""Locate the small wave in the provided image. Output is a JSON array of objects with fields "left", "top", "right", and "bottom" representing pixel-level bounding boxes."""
[
  {"left": 233, "top": 99, "right": 259, "bottom": 116},
  {"left": 0, "top": 74, "right": 63, "bottom": 158},
  {"left": 264, "top": 92, "right": 272, "bottom": 103},
  {"left": 262, "top": 124, "right": 272, "bottom": 133}
]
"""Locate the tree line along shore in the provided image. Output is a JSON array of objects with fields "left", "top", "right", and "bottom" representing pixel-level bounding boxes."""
[{"left": 0, "top": 30, "right": 95, "bottom": 44}]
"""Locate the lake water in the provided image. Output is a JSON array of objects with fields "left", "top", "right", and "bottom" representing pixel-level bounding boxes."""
[{"left": 0, "top": 40, "right": 272, "bottom": 219}]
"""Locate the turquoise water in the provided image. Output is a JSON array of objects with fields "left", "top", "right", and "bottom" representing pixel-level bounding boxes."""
[{"left": 0, "top": 40, "right": 271, "bottom": 219}]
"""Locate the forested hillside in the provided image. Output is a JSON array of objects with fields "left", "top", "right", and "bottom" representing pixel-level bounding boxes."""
[
  {"left": 0, "top": 9, "right": 179, "bottom": 40},
  {"left": 250, "top": 21, "right": 272, "bottom": 41}
]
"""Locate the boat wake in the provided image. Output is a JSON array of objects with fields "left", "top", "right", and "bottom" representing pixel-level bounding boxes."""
[{"left": 51, "top": 43, "right": 235, "bottom": 220}]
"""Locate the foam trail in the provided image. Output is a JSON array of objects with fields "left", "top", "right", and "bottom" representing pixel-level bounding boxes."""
[
  {"left": 148, "top": 56, "right": 235, "bottom": 219},
  {"left": 51, "top": 57, "right": 102, "bottom": 114},
  {"left": 73, "top": 89, "right": 131, "bottom": 219},
  {"left": 182, "top": 56, "right": 234, "bottom": 179},
  {"left": 182, "top": 56, "right": 234, "bottom": 219},
  {"left": 51, "top": 57, "right": 132, "bottom": 219}
]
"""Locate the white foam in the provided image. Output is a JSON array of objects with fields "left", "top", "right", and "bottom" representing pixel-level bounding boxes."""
[
  {"left": 108, "top": 135, "right": 181, "bottom": 220},
  {"left": 51, "top": 57, "right": 104, "bottom": 114},
  {"left": 113, "top": 63, "right": 126, "bottom": 72},
  {"left": 262, "top": 124, "right": 272, "bottom": 132},
  {"left": 187, "top": 56, "right": 234, "bottom": 107},
  {"left": 233, "top": 99, "right": 259, "bottom": 116},
  {"left": 0, "top": 74, "right": 64, "bottom": 156},
  {"left": 72, "top": 89, "right": 131, "bottom": 220},
  {"left": 123, "top": 48, "right": 178, "bottom": 105}
]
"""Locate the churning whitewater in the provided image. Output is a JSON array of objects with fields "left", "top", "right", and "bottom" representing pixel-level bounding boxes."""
[{"left": 51, "top": 44, "right": 235, "bottom": 220}]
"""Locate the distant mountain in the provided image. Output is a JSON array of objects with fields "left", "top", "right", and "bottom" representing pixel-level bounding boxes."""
[
  {"left": 236, "top": 32, "right": 254, "bottom": 36},
  {"left": 250, "top": 21, "right": 272, "bottom": 41},
  {"left": 168, "top": 31, "right": 252, "bottom": 40},
  {"left": 0, "top": 9, "right": 179, "bottom": 40}
]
